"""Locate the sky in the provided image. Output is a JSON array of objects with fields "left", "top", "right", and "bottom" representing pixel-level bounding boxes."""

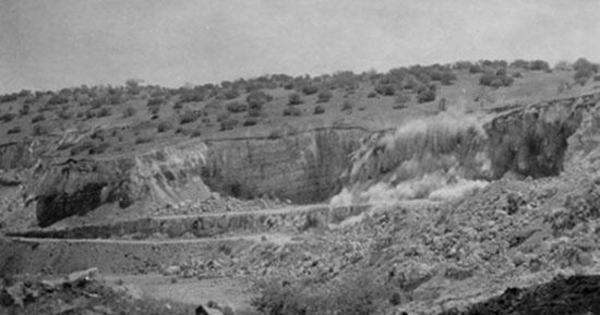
[{"left": 1, "top": 0, "right": 599, "bottom": 94}]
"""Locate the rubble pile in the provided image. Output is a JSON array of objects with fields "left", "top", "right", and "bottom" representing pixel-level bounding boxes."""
[{"left": 0, "top": 268, "right": 194, "bottom": 315}]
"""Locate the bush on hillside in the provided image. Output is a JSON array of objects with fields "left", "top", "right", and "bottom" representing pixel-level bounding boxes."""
[
  {"left": 247, "top": 91, "right": 273, "bottom": 110},
  {"left": 479, "top": 72, "right": 514, "bottom": 88},
  {"left": 97, "top": 107, "right": 112, "bottom": 117},
  {"left": 317, "top": 90, "right": 333, "bottom": 102},
  {"left": 31, "top": 114, "right": 45, "bottom": 123},
  {"left": 0, "top": 113, "right": 17, "bottom": 123},
  {"left": 416, "top": 84, "right": 437, "bottom": 103},
  {"left": 530, "top": 60, "right": 550, "bottom": 71},
  {"left": 314, "top": 105, "right": 325, "bottom": 115},
  {"left": 288, "top": 93, "right": 304, "bottom": 105},
  {"left": 283, "top": 107, "right": 302, "bottom": 116},
  {"left": 374, "top": 84, "right": 396, "bottom": 96},
  {"left": 302, "top": 85, "right": 319, "bottom": 95},
  {"left": 226, "top": 101, "right": 248, "bottom": 113},
  {"left": 7, "top": 126, "right": 21, "bottom": 134},
  {"left": 219, "top": 118, "right": 238, "bottom": 131},
  {"left": 243, "top": 118, "right": 258, "bottom": 126}
]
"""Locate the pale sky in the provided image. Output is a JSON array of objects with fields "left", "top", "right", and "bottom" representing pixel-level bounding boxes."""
[{"left": 1, "top": 0, "right": 599, "bottom": 93}]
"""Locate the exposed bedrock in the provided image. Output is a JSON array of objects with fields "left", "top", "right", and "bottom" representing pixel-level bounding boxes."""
[{"left": 29, "top": 127, "right": 367, "bottom": 227}]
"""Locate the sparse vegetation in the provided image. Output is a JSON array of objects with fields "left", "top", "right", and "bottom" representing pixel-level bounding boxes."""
[
  {"left": 226, "top": 101, "right": 248, "bottom": 113},
  {"left": 288, "top": 93, "right": 304, "bottom": 105},
  {"left": 0, "top": 112, "right": 17, "bottom": 122},
  {"left": 283, "top": 107, "right": 302, "bottom": 116},
  {"left": 314, "top": 105, "right": 325, "bottom": 115},
  {"left": 317, "top": 90, "right": 333, "bottom": 103},
  {"left": 220, "top": 118, "right": 238, "bottom": 131}
]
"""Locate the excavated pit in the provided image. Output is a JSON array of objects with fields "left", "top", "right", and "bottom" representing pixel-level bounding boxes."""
[{"left": 1, "top": 92, "right": 599, "bottom": 231}]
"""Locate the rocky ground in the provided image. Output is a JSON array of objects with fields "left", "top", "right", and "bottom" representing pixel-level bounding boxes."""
[{"left": 3, "top": 166, "right": 600, "bottom": 315}]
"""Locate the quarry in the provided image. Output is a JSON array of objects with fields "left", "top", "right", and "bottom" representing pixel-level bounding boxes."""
[{"left": 3, "top": 60, "right": 600, "bottom": 315}]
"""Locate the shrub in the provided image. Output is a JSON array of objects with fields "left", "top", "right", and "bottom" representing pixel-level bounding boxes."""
[
  {"left": 31, "top": 114, "right": 45, "bottom": 123},
  {"left": 529, "top": 60, "right": 550, "bottom": 71},
  {"left": 283, "top": 82, "right": 295, "bottom": 90},
  {"left": 314, "top": 105, "right": 325, "bottom": 115},
  {"left": 180, "top": 109, "right": 199, "bottom": 124},
  {"left": 47, "top": 94, "right": 69, "bottom": 106},
  {"left": 440, "top": 71, "right": 457, "bottom": 85},
  {"left": 417, "top": 85, "right": 437, "bottom": 103},
  {"left": 226, "top": 101, "right": 248, "bottom": 113},
  {"left": 219, "top": 118, "right": 238, "bottom": 131},
  {"left": 7, "top": 126, "right": 21, "bottom": 134},
  {"left": 374, "top": 84, "right": 395, "bottom": 96},
  {"left": 283, "top": 107, "right": 302, "bottom": 116},
  {"left": 222, "top": 89, "right": 240, "bottom": 100},
  {"left": 0, "top": 113, "right": 17, "bottom": 122},
  {"left": 367, "top": 92, "right": 378, "bottom": 98},
  {"left": 288, "top": 93, "right": 303, "bottom": 105},
  {"left": 479, "top": 72, "right": 513, "bottom": 88},
  {"left": 97, "top": 107, "right": 112, "bottom": 117},
  {"left": 317, "top": 90, "right": 333, "bottom": 103},
  {"left": 0, "top": 93, "right": 18, "bottom": 103},
  {"left": 246, "top": 91, "right": 273, "bottom": 109},
  {"left": 243, "top": 118, "right": 258, "bottom": 126},
  {"left": 157, "top": 121, "right": 173, "bottom": 133},
  {"left": 302, "top": 85, "right": 319, "bottom": 95},
  {"left": 123, "top": 107, "right": 137, "bottom": 118}
]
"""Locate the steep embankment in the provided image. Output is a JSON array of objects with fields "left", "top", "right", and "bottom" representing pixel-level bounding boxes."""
[{"left": 6, "top": 127, "right": 367, "bottom": 228}]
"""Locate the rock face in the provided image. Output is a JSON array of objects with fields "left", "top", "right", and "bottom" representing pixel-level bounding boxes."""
[
  {"left": 200, "top": 127, "right": 365, "bottom": 203},
  {"left": 484, "top": 93, "right": 598, "bottom": 178},
  {"left": 28, "top": 127, "right": 367, "bottom": 227}
]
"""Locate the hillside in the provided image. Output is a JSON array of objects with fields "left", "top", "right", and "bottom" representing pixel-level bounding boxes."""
[{"left": 3, "top": 58, "right": 600, "bottom": 315}]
